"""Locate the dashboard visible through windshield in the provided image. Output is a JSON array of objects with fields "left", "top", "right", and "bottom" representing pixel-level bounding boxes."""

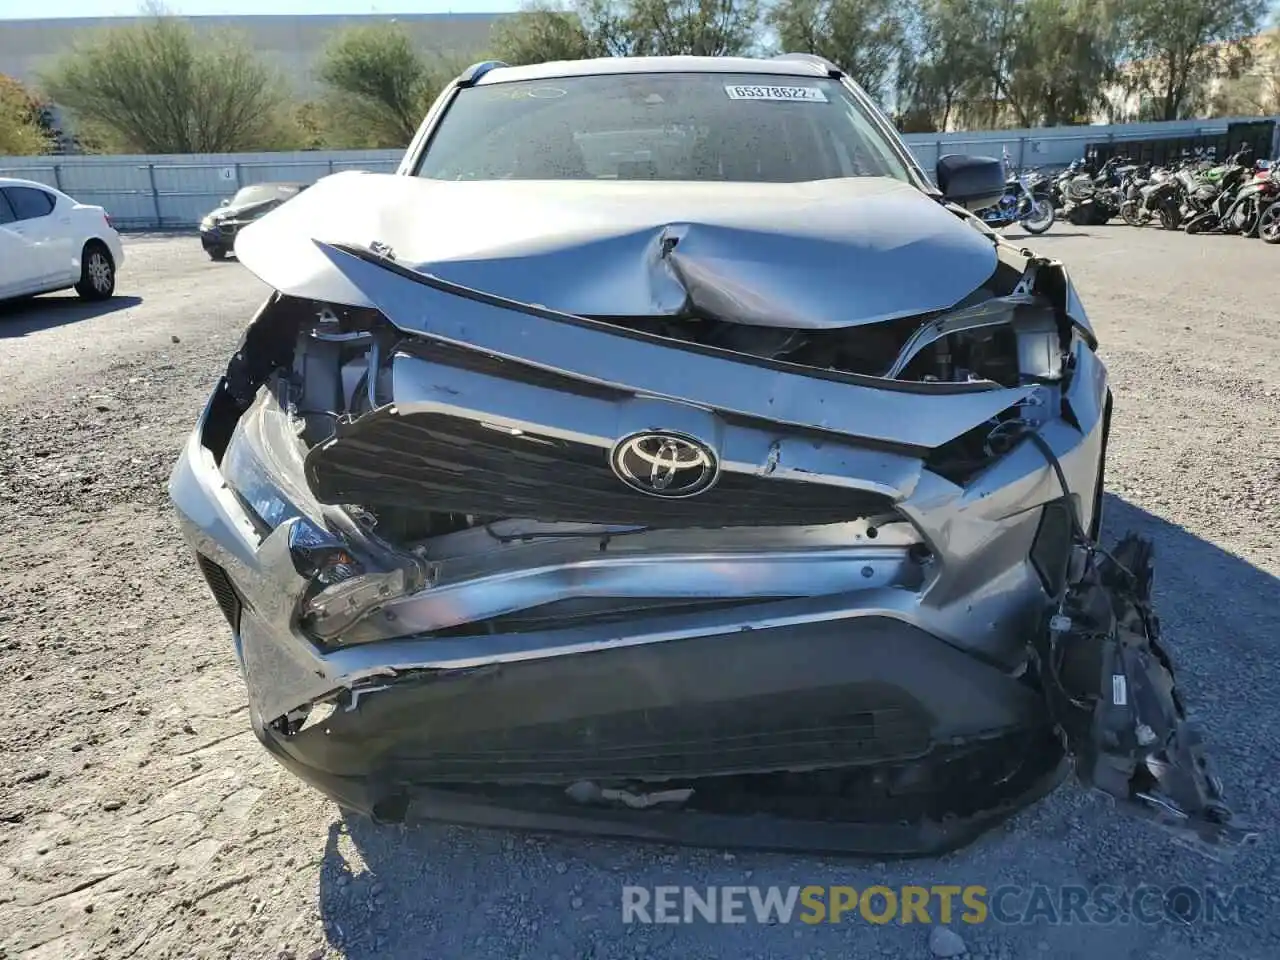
[{"left": 414, "top": 73, "right": 914, "bottom": 185}]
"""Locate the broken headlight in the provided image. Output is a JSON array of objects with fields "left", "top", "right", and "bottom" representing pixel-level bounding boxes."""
[{"left": 221, "top": 389, "right": 323, "bottom": 533}]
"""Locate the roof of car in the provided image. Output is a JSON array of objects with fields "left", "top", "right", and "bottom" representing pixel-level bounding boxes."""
[
  {"left": 473, "top": 55, "right": 836, "bottom": 86},
  {"left": 0, "top": 176, "right": 62, "bottom": 193}
]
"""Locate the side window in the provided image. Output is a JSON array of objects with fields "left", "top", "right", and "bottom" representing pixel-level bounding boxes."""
[
  {"left": 4, "top": 187, "right": 56, "bottom": 221},
  {"left": 0, "top": 192, "right": 16, "bottom": 225}
]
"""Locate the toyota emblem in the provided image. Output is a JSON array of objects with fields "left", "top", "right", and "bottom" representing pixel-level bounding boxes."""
[{"left": 609, "top": 432, "right": 719, "bottom": 498}]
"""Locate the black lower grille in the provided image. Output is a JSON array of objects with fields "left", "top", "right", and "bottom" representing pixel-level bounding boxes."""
[
  {"left": 195, "top": 554, "right": 242, "bottom": 632},
  {"left": 383, "top": 685, "right": 932, "bottom": 783},
  {"left": 305, "top": 409, "right": 897, "bottom": 527}
]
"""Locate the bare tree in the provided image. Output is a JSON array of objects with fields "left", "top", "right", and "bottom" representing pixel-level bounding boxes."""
[{"left": 41, "top": 14, "right": 289, "bottom": 154}]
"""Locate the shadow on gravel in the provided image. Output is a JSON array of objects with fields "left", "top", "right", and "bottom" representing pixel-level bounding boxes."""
[
  {"left": 310, "top": 493, "right": 1278, "bottom": 958},
  {"left": 1100, "top": 493, "right": 1279, "bottom": 613},
  {"left": 0, "top": 294, "right": 142, "bottom": 337}
]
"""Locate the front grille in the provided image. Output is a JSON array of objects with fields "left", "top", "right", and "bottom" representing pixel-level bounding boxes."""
[
  {"left": 195, "top": 554, "right": 242, "bottom": 632},
  {"left": 306, "top": 409, "right": 897, "bottom": 528}
]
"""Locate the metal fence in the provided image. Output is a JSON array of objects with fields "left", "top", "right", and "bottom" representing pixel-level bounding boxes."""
[
  {"left": 2, "top": 116, "right": 1277, "bottom": 230},
  {"left": 0, "top": 150, "right": 401, "bottom": 228},
  {"left": 903, "top": 115, "right": 1280, "bottom": 175}
]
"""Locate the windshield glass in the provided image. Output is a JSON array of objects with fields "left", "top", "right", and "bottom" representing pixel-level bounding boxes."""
[
  {"left": 230, "top": 185, "right": 296, "bottom": 206},
  {"left": 416, "top": 73, "right": 912, "bottom": 184}
]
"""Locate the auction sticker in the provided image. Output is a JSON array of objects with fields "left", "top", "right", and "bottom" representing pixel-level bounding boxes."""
[{"left": 724, "top": 84, "right": 828, "bottom": 103}]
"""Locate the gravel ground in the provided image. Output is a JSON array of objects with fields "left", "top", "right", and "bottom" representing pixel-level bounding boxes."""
[{"left": 0, "top": 227, "right": 1277, "bottom": 960}]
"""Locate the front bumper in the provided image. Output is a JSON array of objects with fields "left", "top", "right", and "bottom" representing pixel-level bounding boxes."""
[
  {"left": 200, "top": 224, "right": 238, "bottom": 250},
  {"left": 171, "top": 343, "right": 1107, "bottom": 797},
  {"left": 249, "top": 616, "right": 1071, "bottom": 856}
]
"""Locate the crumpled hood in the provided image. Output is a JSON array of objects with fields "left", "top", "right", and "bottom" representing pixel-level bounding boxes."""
[{"left": 235, "top": 171, "right": 999, "bottom": 329}]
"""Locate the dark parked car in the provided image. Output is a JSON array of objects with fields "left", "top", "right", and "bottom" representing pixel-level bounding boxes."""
[{"left": 199, "top": 182, "right": 308, "bottom": 260}]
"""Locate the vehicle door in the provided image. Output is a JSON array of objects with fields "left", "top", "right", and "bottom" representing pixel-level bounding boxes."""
[
  {"left": 0, "top": 190, "right": 41, "bottom": 298},
  {"left": 1, "top": 186, "right": 72, "bottom": 286}
]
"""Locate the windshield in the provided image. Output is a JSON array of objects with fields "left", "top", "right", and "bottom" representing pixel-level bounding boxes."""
[
  {"left": 415, "top": 73, "right": 913, "bottom": 184},
  {"left": 229, "top": 185, "right": 296, "bottom": 207}
]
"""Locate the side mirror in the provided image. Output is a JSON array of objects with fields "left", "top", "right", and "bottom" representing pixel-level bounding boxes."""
[
  {"left": 219, "top": 198, "right": 230, "bottom": 207},
  {"left": 935, "top": 154, "right": 1007, "bottom": 211}
]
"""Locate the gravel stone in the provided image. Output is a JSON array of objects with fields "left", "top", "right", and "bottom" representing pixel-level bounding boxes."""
[{"left": 930, "top": 925, "right": 968, "bottom": 958}]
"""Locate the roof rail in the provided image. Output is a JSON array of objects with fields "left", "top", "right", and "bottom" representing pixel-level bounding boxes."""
[
  {"left": 457, "top": 60, "right": 510, "bottom": 86},
  {"left": 772, "top": 52, "right": 844, "bottom": 79}
]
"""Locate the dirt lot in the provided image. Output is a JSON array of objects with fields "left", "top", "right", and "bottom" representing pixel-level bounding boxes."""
[{"left": 1, "top": 227, "right": 1277, "bottom": 960}]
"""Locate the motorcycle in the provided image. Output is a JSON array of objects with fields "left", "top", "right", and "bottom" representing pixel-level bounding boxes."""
[
  {"left": 1050, "top": 158, "right": 1087, "bottom": 210},
  {"left": 1118, "top": 163, "right": 1156, "bottom": 226},
  {"left": 1220, "top": 166, "right": 1279, "bottom": 237},
  {"left": 1060, "top": 157, "right": 1125, "bottom": 225},
  {"left": 973, "top": 168, "right": 1057, "bottom": 234},
  {"left": 1258, "top": 194, "right": 1280, "bottom": 243},
  {"left": 1182, "top": 150, "right": 1255, "bottom": 234},
  {"left": 1140, "top": 171, "right": 1184, "bottom": 230}
]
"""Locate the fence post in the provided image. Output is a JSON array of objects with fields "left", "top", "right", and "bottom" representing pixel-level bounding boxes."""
[
  {"left": 1016, "top": 136, "right": 1027, "bottom": 174},
  {"left": 328, "top": 159, "right": 335, "bottom": 175},
  {"left": 52, "top": 163, "right": 63, "bottom": 192},
  {"left": 234, "top": 161, "right": 242, "bottom": 188},
  {"left": 145, "top": 162, "right": 161, "bottom": 230}
]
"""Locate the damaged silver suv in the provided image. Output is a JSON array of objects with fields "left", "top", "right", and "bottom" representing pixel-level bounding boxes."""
[{"left": 169, "top": 54, "right": 1250, "bottom": 856}]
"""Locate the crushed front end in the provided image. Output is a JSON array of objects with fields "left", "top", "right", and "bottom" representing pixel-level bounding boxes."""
[{"left": 169, "top": 233, "right": 1250, "bottom": 857}]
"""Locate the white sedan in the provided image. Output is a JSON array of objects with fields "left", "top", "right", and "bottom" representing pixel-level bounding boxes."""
[{"left": 0, "top": 176, "right": 125, "bottom": 303}]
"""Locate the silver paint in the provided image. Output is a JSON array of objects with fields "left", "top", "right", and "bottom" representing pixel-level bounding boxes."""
[{"left": 233, "top": 172, "right": 999, "bottom": 329}]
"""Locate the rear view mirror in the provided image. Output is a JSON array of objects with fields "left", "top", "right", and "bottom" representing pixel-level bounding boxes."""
[{"left": 935, "top": 155, "right": 1007, "bottom": 211}]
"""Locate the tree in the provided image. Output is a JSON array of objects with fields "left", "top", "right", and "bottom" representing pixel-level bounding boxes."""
[
  {"left": 1208, "top": 27, "right": 1280, "bottom": 116},
  {"left": 41, "top": 14, "right": 289, "bottom": 154},
  {"left": 1118, "top": 0, "right": 1269, "bottom": 120},
  {"left": 492, "top": 0, "right": 761, "bottom": 65},
  {"left": 0, "top": 74, "right": 50, "bottom": 156},
  {"left": 895, "top": 0, "right": 991, "bottom": 129},
  {"left": 316, "top": 23, "right": 448, "bottom": 148},
  {"left": 623, "top": 0, "right": 761, "bottom": 56},
  {"left": 768, "top": 0, "right": 907, "bottom": 105},
  {"left": 979, "top": 0, "right": 1020, "bottom": 128},
  {"left": 490, "top": 3, "right": 601, "bottom": 64},
  {"left": 1003, "top": 0, "right": 1121, "bottom": 126}
]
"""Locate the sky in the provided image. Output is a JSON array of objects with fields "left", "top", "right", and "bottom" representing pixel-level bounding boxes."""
[{"left": 0, "top": 0, "right": 521, "bottom": 17}]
